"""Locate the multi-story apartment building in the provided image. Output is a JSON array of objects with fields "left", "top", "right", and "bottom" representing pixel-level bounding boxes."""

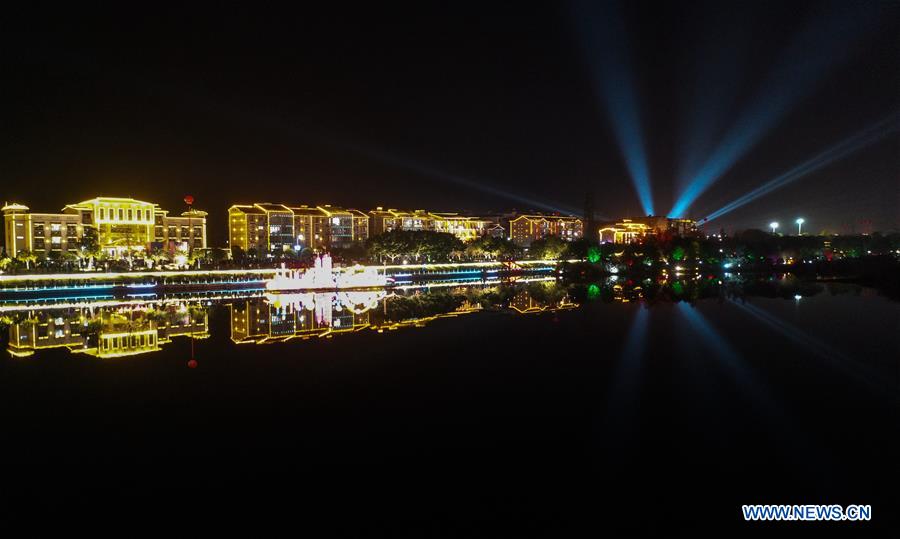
[
  {"left": 368, "top": 207, "right": 492, "bottom": 242},
  {"left": 228, "top": 203, "right": 369, "bottom": 255},
  {"left": 507, "top": 214, "right": 584, "bottom": 246},
  {"left": 2, "top": 197, "right": 206, "bottom": 259}
]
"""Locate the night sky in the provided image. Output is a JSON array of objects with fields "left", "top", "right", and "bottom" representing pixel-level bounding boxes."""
[{"left": 2, "top": 1, "right": 898, "bottom": 245}]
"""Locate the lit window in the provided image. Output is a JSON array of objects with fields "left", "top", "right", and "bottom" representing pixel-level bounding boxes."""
[
  {"left": 51, "top": 237, "right": 61, "bottom": 244},
  {"left": 118, "top": 209, "right": 124, "bottom": 220},
  {"left": 99, "top": 208, "right": 106, "bottom": 220}
]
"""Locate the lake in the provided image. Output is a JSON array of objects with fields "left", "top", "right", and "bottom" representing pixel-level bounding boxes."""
[{"left": 0, "top": 279, "right": 897, "bottom": 534}]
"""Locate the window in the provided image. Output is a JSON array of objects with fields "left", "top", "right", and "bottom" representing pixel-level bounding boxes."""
[
  {"left": 51, "top": 223, "right": 61, "bottom": 232},
  {"left": 127, "top": 209, "right": 133, "bottom": 220},
  {"left": 118, "top": 209, "right": 124, "bottom": 220},
  {"left": 99, "top": 208, "right": 106, "bottom": 220},
  {"left": 51, "top": 236, "right": 62, "bottom": 244}
]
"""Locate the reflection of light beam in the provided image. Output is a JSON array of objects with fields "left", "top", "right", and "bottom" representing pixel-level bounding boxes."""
[
  {"left": 669, "top": 2, "right": 884, "bottom": 218},
  {"left": 605, "top": 306, "right": 648, "bottom": 430},
  {"left": 703, "top": 115, "right": 898, "bottom": 222},
  {"left": 598, "top": 305, "right": 648, "bottom": 456},
  {"left": 728, "top": 299, "right": 889, "bottom": 396},
  {"left": 676, "top": 302, "right": 780, "bottom": 415},
  {"left": 572, "top": 0, "right": 653, "bottom": 215}
]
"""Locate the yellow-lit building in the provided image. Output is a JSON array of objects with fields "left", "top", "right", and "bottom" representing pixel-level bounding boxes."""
[
  {"left": 599, "top": 217, "right": 697, "bottom": 244},
  {"left": 599, "top": 219, "right": 650, "bottom": 244},
  {"left": 369, "top": 207, "right": 492, "bottom": 242},
  {"left": 228, "top": 203, "right": 369, "bottom": 255},
  {"left": 3, "top": 197, "right": 207, "bottom": 259},
  {"left": 508, "top": 214, "right": 583, "bottom": 246}
]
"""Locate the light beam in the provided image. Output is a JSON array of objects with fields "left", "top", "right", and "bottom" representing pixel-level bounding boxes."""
[
  {"left": 670, "top": 1, "right": 884, "bottom": 218},
  {"left": 703, "top": 115, "right": 898, "bottom": 222},
  {"left": 573, "top": 0, "right": 654, "bottom": 215}
]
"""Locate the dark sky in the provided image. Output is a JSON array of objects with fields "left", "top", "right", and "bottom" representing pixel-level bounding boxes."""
[{"left": 2, "top": 1, "right": 898, "bottom": 244}]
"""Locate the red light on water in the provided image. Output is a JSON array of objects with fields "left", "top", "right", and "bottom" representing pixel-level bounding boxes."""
[{"left": 188, "top": 359, "right": 198, "bottom": 369}]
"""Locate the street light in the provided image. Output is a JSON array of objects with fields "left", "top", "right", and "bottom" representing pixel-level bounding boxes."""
[
  {"left": 796, "top": 218, "right": 804, "bottom": 236},
  {"left": 770, "top": 221, "right": 779, "bottom": 234}
]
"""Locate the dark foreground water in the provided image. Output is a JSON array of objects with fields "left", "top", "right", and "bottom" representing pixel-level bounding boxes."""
[{"left": 0, "top": 282, "right": 897, "bottom": 535}]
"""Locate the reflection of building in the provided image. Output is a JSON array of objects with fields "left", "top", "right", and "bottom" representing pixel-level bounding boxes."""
[
  {"left": 508, "top": 289, "right": 577, "bottom": 314},
  {"left": 229, "top": 295, "right": 372, "bottom": 343},
  {"left": 368, "top": 208, "right": 492, "bottom": 242},
  {"left": 228, "top": 203, "right": 369, "bottom": 255},
  {"left": 507, "top": 214, "right": 583, "bottom": 246},
  {"left": 229, "top": 294, "right": 483, "bottom": 344},
  {"left": 599, "top": 216, "right": 696, "bottom": 244},
  {"left": 2, "top": 198, "right": 207, "bottom": 259},
  {"left": 5, "top": 305, "right": 208, "bottom": 359}
]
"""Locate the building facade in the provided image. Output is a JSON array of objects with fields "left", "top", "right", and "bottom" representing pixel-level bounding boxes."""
[
  {"left": 368, "top": 207, "right": 492, "bottom": 242},
  {"left": 228, "top": 203, "right": 369, "bottom": 255},
  {"left": 599, "top": 217, "right": 697, "bottom": 244},
  {"left": 507, "top": 214, "right": 584, "bottom": 246},
  {"left": 3, "top": 197, "right": 206, "bottom": 259}
]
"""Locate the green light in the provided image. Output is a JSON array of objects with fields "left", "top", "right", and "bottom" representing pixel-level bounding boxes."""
[
  {"left": 671, "top": 281, "right": 684, "bottom": 295},
  {"left": 672, "top": 246, "right": 685, "bottom": 261},
  {"left": 587, "top": 283, "right": 600, "bottom": 300},
  {"left": 587, "top": 246, "right": 601, "bottom": 264}
]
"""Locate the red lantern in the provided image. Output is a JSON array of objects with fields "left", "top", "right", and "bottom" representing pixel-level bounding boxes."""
[
  {"left": 188, "top": 359, "right": 198, "bottom": 369},
  {"left": 184, "top": 195, "right": 194, "bottom": 206}
]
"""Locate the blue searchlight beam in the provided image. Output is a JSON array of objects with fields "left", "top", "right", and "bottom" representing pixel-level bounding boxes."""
[
  {"left": 573, "top": 0, "right": 654, "bottom": 215},
  {"left": 669, "top": 1, "right": 884, "bottom": 218},
  {"left": 703, "top": 115, "right": 898, "bottom": 222}
]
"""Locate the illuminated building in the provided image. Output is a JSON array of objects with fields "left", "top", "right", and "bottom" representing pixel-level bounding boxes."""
[
  {"left": 3, "top": 197, "right": 207, "bottom": 259},
  {"left": 228, "top": 203, "right": 369, "bottom": 255},
  {"left": 599, "top": 219, "right": 650, "bottom": 244},
  {"left": 599, "top": 217, "right": 697, "bottom": 244},
  {"left": 507, "top": 214, "right": 583, "bottom": 246},
  {"left": 5, "top": 304, "right": 208, "bottom": 359},
  {"left": 369, "top": 207, "right": 492, "bottom": 242}
]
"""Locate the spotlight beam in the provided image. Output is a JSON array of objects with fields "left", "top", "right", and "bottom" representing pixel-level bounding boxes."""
[
  {"left": 703, "top": 115, "right": 898, "bottom": 222},
  {"left": 669, "top": 1, "right": 884, "bottom": 218},
  {"left": 573, "top": 0, "right": 654, "bottom": 215}
]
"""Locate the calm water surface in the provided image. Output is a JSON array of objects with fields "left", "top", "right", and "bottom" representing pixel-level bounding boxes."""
[{"left": 1, "top": 282, "right": 897, "bottom": 534}]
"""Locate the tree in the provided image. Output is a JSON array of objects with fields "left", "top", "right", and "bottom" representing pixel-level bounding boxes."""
[
  {"left": 78, "top": 227, "right": 102, "bottom": 269},
  {"left": 529, "top": 236, "right": 568, "bottom": 260},
  {"left": 147, "top": 246, "right": 171, "bottom": 269},
  {"left": 16, "top": 250, "right": 37, "bottom": 271}
]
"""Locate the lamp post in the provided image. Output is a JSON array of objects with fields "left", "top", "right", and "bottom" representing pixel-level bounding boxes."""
[
  {"left": 770, "top": 222, "right": 779, "bottom": 234},
  {"left": 796, "top": 218, "right": 804, "bottom": 236}
]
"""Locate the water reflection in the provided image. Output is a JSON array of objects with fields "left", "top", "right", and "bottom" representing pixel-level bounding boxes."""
[
  {"left": 5, "top": 303, "right": 208, "bottom": 358},
  {"left": 0, "top": 276, "right": 886, "bottom": 360}
]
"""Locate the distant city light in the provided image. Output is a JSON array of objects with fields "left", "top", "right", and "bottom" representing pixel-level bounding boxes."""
[{"left": 770, "top": 222, "right": 779, "bottom": 234}]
